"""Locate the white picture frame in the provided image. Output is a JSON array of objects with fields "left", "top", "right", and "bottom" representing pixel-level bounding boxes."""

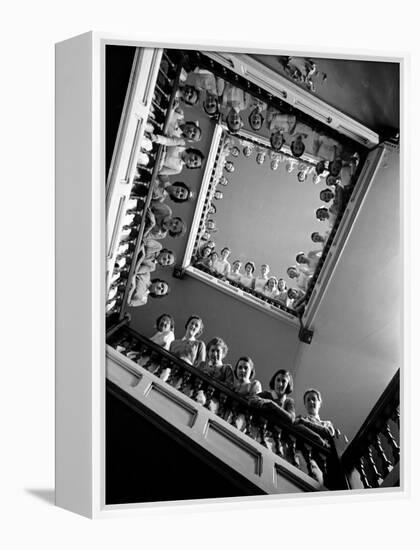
[{"left": 55, "top": 32, "right": 405, "bottom": 518}]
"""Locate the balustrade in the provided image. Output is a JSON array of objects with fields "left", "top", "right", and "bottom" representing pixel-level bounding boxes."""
[
  {"left": 106, "top": 49, "right": 185, "bottom": 320},
  {"left": 341, "top": 371, "right": 400, "bottom": 489},
  {"left": 107, "top": 321, "right": 347, "bottom": 490}
]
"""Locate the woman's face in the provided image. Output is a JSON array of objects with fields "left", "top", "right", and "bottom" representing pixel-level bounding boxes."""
[
  {"left": 267, "top": 278, "right": 277, "bottom": 291},
  {"left": 221, "top": 249, "right": 230, "bottom": 260},
  {"left": 291, "top": 138, "right": 305, "bottom": 157},
  {"left": 245, "top": 263, "right": 253, "bottom": 276},
  {"left": 151, "top": 281, "right": 168, "bottom": 296},
  {"left": 186, "top": 318, "right": 202, "bottom": 338},
  {"left": 305, "top": 391, "right": 321, "bottom": 416},
  {"left": 183, "top": 86, "right": 198, "bottom": 105},
  {"left": 236, "top": 359, "right": 252, "bottom": 382},
  {"left": 287, "top": 267, "right": 298, "bottom": 279},
  {"left": 249, "top": 110, "right": 263, "bottom": 130},
  {"left": 271, "top": 132, "right": 284, "bottom": 151},
  {"left": 274, "top": 373, "right": 290, "bottom": 396},
  {"left": 316, "top": 208, "right": 329, "bottom": 221},
  {"left": 261, "top": 265, "right": 269, "bottom": 277},
  {"left": 320, "top": 189, "right": 334, "bottom": 203},
  {"left": 168, "top": 217, "right": 183, "bottom": 234},
  {"left": 183, "top": 123, "right": 200, "bottom": 141},
  {"left": 185, "top": 152, "right": 202, "bottom": 169},
  {"left": 233, "top": 261, "right": 242, "bottom": 273},
  {"left": 278, "top": 279, "right": 286, "bottom": 291},
  {"left": 158, "top": 316, "right": 172, "bottom": 332},
  {"left": 204, "top": 93, "right": 218, "bottom": 115},
  {"left": 172, "top": 185, "right": 189, "bottom": 201},
  {"left": 227, "top": 109, "right": 242, "bottom": 132},
  {"left": 209, "top": 344, "right": 224, "bottom": 365},
  {"left": 158, "top": 251, "right": 174, "bottom": 267}
]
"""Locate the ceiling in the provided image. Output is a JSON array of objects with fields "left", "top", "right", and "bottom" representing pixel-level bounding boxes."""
[{"left": 251, "top": 54, "right": 400, "bottom": 134}]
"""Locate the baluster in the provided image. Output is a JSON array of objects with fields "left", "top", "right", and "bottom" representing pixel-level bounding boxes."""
[
  {"left": 153, "top": 357, "right": 168, "bottom": 378},
  {"left": 167, "top": 365, "right": 180, "bottom": 387},
  {"left": 158, "top": 69, "right": 172, "bottom": 84},
  {"left": 373, "top": 433, "right": 393, "bottom": 474},
  {"left": 162, "top": 52, "right": 176, "bottom": 70},
  {"left": 272, "top": 428, "right": 284, "bottom": 458},
  {"left": 313, "top": 450, "right": 328, "bottom": 478},
  {"left": 287, "top": 435, "right": 300, "bottom": 469},
  {"left": 151, "top": 99, "right": 165, "bottom": 114},
  {"left": 204, "top": 385, "right": 215, "bottom": 410},
  {"left": 384, "top": 421, "right": 400, "bottom": 463},
  {"left": 122, "top": 223, "right": 140, "bottom": 231},
  {"left": 179, "top": 371, "right": 192, "bottom": 395},
  {"left": 392, "top": 407, "right": 400, "bottom": 429},
  {"left": 244, "top": 411, "right": 254, "bottom": 437},
  {"left": 114, "top": 265, "right": 130, "bottom": 276},
  {"left": 258, "top": 418, "right": 269, "bottom": 449},
  {"left": 127, "top": 351, "right": 141, "bottom": 363},
  {"left": 300, "top": 443, "right": 317, "bottom": 480},
  {"left": 192, "top": 378, "right": 205, "bottom": 404},
  {"left": 217, "top": 392, "right": 228, "bottom": 420},
  {"left": 155, "top": 83, "right": 170, "bottom": 101},
  {"left": 365, "top": 446, "right": 382, "bottom": 487},
  {"left": 356, "top": 457, "right": 372, "bottom": 489},
  {"left": 144, "top": 351, "right": 159, "bottom": 373},
  {"left": 229, "top": 401, "right": 239, "bottom": 428}
]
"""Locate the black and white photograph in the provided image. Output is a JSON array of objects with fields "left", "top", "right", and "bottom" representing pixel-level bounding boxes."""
[{"left": 105, "top": 45, "right": 400, "bottom": 505}]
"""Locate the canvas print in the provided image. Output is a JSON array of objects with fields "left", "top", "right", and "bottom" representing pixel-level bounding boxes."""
[{"left": 105, "top": 45, "right": 400, "bottom": 505}]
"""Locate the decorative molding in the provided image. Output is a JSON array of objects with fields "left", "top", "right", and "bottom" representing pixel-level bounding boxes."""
[
  {"left": 105, "top": 48, "right": 163, "bottom": 292},
  {"left": 181, "top": 124, "right": 224, "bottom": 269},
  {"left": 204, "top": 52, "right": 379, "bottom": 149},
  {"left": 106, "top": 345, "right": 323, "bottom": 494},
  {"left": 302, "top": 145, "right": 386, "bottom": 328},
  {"left": 185, "top": 266, "right": 300, "bottom": 327}
]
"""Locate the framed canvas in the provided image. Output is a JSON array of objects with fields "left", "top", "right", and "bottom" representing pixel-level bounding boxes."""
[{"left": 55, "top": 32, "right": 404, "bottom": 518}]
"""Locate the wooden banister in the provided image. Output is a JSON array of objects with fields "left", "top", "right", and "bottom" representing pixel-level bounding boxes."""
[
  {"left": 117, "top": 53, "right": 185, "bottom": 318},
  {"left": 107, "top": 323, "right": 350, "bottom": 490}
]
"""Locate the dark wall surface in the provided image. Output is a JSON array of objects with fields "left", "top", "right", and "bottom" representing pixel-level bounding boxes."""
[
  {"left": 106, "top": 388, "right": 263, "bottom": 505},
  {"left": 106, "top": 45, "right": 136, "bottom": 176}
]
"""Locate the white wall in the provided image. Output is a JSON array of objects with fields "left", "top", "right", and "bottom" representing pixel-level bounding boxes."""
[{"left": 292, "top": 145, "right": 400, "bottom": 441}]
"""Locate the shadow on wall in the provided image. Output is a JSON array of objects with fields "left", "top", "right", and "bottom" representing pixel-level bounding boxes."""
[{"left": 128, "top": 273, "right": 301, "bottom": 392}]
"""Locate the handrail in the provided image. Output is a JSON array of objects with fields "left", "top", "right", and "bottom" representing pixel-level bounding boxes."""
[
  {"left": 342, "top": 370, "right": 400, "bottom": 463},
  {"left": 182, "top": 50, "right": 367, "bottom": 156},
  {"left": 192, "top": 264, "right": 299, "bottom": 317},
  {"left": 109, "top": 326, "right": 331, "bottom": 453},
  {"left": 117, "top": 54, "right": 185, "bottom": 318},
  {"left": 107, "top": 323, "right": 350, "bottom": 490}
]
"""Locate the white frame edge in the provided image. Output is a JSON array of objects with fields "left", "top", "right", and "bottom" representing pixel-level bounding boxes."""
[
  {"left": 55, "top": 31, "right": 406, "bottom": 519},
  {"left": 55, "top": 31, "right": 96, "bottom": 518}
]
